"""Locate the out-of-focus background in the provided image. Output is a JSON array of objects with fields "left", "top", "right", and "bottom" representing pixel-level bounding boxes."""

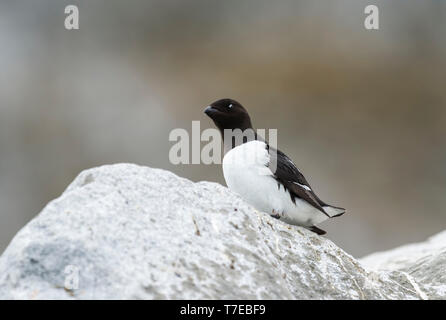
[{"left": 0, "top": 0, "right": 445, "bottom": 257}]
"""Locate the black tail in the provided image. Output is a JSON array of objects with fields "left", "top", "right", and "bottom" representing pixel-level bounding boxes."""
[{"left": 307, "top": 226, "right": 327, "bottom": 235}]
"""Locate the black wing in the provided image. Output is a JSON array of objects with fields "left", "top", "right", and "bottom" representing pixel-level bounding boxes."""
[{"left": 267, "top": 146, "right": 330, "bottom": 217}]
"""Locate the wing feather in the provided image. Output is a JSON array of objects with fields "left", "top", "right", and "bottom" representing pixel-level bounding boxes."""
[{"left": 267, "top": 146, "right": 330, "bottom": 217}]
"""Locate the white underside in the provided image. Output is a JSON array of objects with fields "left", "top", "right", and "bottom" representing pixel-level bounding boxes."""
[{"left": 222, "top": 140, "right": 329, "bottom": 227}]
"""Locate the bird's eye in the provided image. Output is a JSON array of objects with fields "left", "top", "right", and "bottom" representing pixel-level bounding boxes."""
[{"left": 228, "top": 104, "right": 233, "bottom": 109}]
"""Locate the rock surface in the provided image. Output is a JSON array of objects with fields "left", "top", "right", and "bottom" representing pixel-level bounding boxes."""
[
  {"left": 360, "top": 231, "right": 446, "bottom": 300},
  {"left": 0, "top": 164, "right": 443, "bottom": 299}
]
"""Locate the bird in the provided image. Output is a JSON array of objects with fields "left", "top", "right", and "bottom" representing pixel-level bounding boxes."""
[{"left": 204, "top": 98, "right": 345, "bottom": 235}]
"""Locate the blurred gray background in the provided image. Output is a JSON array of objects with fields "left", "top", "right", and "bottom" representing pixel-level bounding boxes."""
[{"left": 1, "top": 0, "right": 445, "bottom": 257}]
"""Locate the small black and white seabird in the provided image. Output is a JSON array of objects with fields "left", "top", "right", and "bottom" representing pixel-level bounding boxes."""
[{"left": 204, "top": 98, "right": 345, "bottom": 235}]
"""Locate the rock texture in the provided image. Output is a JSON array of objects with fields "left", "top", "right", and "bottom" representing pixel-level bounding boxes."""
[
  {"left": 361, "top": 231, "right": 446, "bottom": 300},
  {"left": 0, "top": 164, "right": 443, "bottom": 299}
]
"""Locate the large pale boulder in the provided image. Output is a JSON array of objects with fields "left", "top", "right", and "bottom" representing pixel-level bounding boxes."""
[{"left": 0, "top": 164, "right": 442, "bottom": 299}]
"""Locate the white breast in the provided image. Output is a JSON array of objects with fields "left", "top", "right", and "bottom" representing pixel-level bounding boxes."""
[{"left": 222, "top": 141, "right": 328, "bottom": 226}]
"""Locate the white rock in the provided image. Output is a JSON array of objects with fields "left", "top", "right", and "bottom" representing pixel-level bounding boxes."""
[
  {"left": 361, "top": 232, "right": 446, "bottom": 300},
  {"left": 0, "top": 164, "right": 443, "bottom": 299}
]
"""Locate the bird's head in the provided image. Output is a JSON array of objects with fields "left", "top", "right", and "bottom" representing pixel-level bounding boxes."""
[{"left": 204, "top": 98, "right": 253, "bottom": 134}]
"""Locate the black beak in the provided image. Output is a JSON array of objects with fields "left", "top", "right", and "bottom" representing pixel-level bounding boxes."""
[{"left": 204, "top": 106, "right": 216, "bottom": 116}]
